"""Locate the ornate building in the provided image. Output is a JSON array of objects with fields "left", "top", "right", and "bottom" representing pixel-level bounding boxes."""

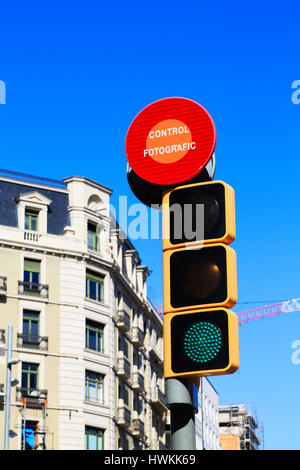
[{"left": 0, "top": 170, "right": 167, "bottom": 450}]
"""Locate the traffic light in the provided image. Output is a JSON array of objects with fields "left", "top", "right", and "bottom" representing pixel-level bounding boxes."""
[
  {"left": 164, "top": 308, "right": 239, "bottom": 378},
  {"left": 162, "top": 180, "right": 239, "bottom": 379},
  {"left": 162, "top": 180, "right": 235, "bottom": 251},
  {"left": 163, "top": 243, "right": 237, "bottom": 313}
]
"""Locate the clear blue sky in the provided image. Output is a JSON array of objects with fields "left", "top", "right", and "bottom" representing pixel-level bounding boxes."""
[{"left": 1, "top": 1, "right": 300, "bottom": 450}]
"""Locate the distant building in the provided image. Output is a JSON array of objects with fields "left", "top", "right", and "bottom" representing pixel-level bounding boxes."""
[
  {"left": 0, "top": 169, "right": 167, "bottom": 450},
  {"left": 195, "top": 378, "right": 220, "bottom": 450},
  {"left": 219, "top": 403, "right": 263, "bottom": 450}
]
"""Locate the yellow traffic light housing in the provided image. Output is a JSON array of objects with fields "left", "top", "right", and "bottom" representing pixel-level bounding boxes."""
[
  {"left": 163, "top": 308, "right": 239, "bottom": 379},
  {"left": 162, "top": 180, "right": 235, "bottom": 252},
  {"left": 163, "top": 243, "right": 237, "bottom": 313},
  {"left": 162, "top": 179, "right": 239, "bottom": 380}
]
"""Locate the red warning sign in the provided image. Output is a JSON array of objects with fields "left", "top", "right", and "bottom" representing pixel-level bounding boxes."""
[{"left": 125, "top": 97, "right": 216, "bottom": 186}]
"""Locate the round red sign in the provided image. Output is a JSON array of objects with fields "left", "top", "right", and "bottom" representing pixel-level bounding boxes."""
[{"left": 125, "top": 97, "right": 216, "bottom": 186}]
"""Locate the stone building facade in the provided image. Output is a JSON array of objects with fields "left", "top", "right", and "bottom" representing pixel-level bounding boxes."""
[{"left": 0, "top": 170, "right": 167, "bottom": 450}]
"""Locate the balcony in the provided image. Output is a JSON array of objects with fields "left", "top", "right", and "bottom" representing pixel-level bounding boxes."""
[
  {"left": 0, "top": 329, "right": 5, "bottom": 345},
  {"left": 0, "top": 330, "right": 4, "bottom": 358},
  {"left": 132, "top": 419, "right": 144, "bottom": 438},
  {"left": 131, "top": 326, "right": 144, "bottom": 348},
  {"left": 0, "top": 383, "right": 4, "bottom": 403},
  {"left": 0, "top": 276, "right": 7, "bottom": 295},
  {"left": 18, "top": 281, "right": 49, "bottom": 299},
  {"left": 150, "top": 386, "right": 168, "bottom": 413},
  {"left": 117, "top": 354, "right": 131, "bottom": 380},
  {"left": 16, "top": 388, "right": 47, "bottom": 408},
  {"left": 132, "top": 371, "right": 144, "bottom": 393},
  {"left": 116, "top": 309, "right": 130, "bottom": 333},
  {"left": 117, "top": 406, "right": 131, "bottom": 428},
  {"left": 24, "top": 230, "right": 40, "bottom": 243},
  {"left": 149, "top": 338, "right": 162, "bottom": 362},
  {"left": 17, "top": 333, "right": 48, "bottom": 351}
]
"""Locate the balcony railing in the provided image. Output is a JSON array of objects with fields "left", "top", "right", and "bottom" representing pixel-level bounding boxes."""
[
  {"left": 132, "top": 371, "right": 144, "bottom": 392},
  {"left": 150, "top": 386, "right": 168, "bottom": 413},
  {"left": 0, "top": 329, "right": 5, "bottom": 345},
  {"left": 116, "top": 309, "right": 130, "bottom": 333},
  {"left": 17, "top": 333, "right": 48, "bottom": 351},
  {"left": 117, "top": 354, "right": 131, "bottom": 380},
  {"left": 132, "top": 419, "right": 144, "bottom": 437},
  {"left": 0, "top": 383, "right": 4, "bottom": 402},
  {"left": 117, "top": 406, "right": 131, "bottom": 428},
  {"left": 0, "top": 276, "right": 7, "bottom": 294},
  {"left": 149, "top": 338, "right": 162, "bottom": 362},
  {"left": 131, "top": 326, "right": 144, "bottom": 348},
  {"left": 24, "top": 230, "right": 40, "bottom": 242},
  {"left": 16, "top": 388, "right": 48, "bottom": 408},
  {"left": 18, "top": 281, "right": 49, "bottom": 298}
]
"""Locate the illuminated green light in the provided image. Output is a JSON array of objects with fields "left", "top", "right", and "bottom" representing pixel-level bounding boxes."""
[{"left": 183, "top": 321, "right": 222, "bottom": 363}]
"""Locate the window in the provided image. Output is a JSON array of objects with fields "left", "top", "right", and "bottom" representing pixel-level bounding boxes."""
[
  {"left": 85, "top": 370, "right": 104, "bottom": 404},
  {"left": 85, "top": 426, "right": 104, "bottom": 450},
  {"left": 22, "top": 310, "right": 40, "bottom": 346},
  {"left": 133, "top": 393, "right": 142, "bottom": 415},
  {"left": 21, "top": 362, "right": 39, "bottom": 392},
  {"left": 88, "top": 222, "right": 99, "bottom": 252},
  {"left": 86, "top": 271, "right": 104, "bottom": 302},
  {"left": 85, "top": 320, "right": 104, "bottom": 353},
  {"left": 23, "top": 259, "right": 40, "bottom": 293},
  {"left": 25, "top": 209, "right": 39, "bottom": 231},
  {"left": 118, "top": 333, "right": 129, "bottom": 359},
  {"left": 119, "top": 381, "right": 130, "bottom": 408}
]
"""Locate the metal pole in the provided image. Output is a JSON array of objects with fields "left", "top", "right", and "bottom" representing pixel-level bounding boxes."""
[
  {"left": 4, "top": 325, "right": 13, "bottom": 450},
  {"left": 166, "top": 378, "right": 197, "bottom": 450},
  {"left": 23, "top": 398, "right": 27, "bottom": 450},
  {"left": 200, "top": 377, "right": 205, "bottom": 450},
  {"left": 43, "top": 400, "right": 47, "bottom": 450}
]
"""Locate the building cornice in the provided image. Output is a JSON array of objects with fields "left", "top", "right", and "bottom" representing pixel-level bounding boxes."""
[
  {"left": 0, "top": 237, "right": 114, "bottom": 269},
  {"left": 63, "top": 176, "right": 113, "bottom": 195}
]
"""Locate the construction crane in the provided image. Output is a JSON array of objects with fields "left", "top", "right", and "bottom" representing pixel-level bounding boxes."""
[
  {"left": 236, "top": 298, "right": 300, "bottom": 324},
  {"left": 156, "top": 299, "right": 300, "bottom": 324}
]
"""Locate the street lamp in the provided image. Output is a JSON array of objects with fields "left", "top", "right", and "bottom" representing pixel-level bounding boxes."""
[{"left": 4, "top": 326, "right": 20, "bottom": 450}]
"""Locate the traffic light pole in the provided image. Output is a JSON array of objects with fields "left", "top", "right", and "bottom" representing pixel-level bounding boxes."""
[{"left": 166, "top": 378, "right": 197, "bottom": 450}]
